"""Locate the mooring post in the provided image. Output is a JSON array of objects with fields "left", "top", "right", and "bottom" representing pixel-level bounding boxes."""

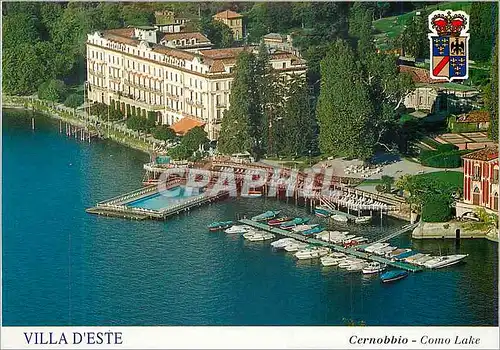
[{"left": 31, "top": 117, "right": 35, "bottom": 130}]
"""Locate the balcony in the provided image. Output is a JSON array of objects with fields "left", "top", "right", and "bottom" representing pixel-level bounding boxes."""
[
  {"left": 89, "top": 70, "right": 105, "bottom": 78},
  {"left": 186, "top": 99, "right": 204, "bottom": 108},
  {"left": 216, "top": 102, "right": 227, "bottom": 108}
]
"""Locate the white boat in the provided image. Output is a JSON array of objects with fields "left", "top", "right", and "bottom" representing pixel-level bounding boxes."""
[
  {"left": 270, "top": 238, "right": 297, "bottom": 250},
  {"left": 404, "top": 253, "right": 426, "bottom": 263},
  {"left": 413, "top": 255, "right": 434, "bottom": 266},
  {"left": 346, "top": 262, "right": 368, "bottom": 271},
  {"left": 373, "top": 246, "right": 396, "bottom": 256},
  {"left": 320, "top": 256, "right": 345, "bottom": 266},
  {"left": 247, "top": 232, "right": 275, "bottom": 241},
  {"left": 291, "top": 224, "right": 318, "bottom": 233},
  {"left": 355, "top": 216, "right": 371, "bottom": 224},
  {"left": 331, "top": 214, "right": 349, "bottom": 223},
  {"left": 338, "top": 258, "right": 365, "bottom": 269},
  {"left": 225, "top": 225, "right": 250, "bottom": 234},
  {"left": 295, "top": 247, "right": 330, "bottom": 260},
  {"left": 385, "top": 248, "right": 411, "bottom": 258},
  {"left": 362, "top": 262, "right": 386, "bottom": 274},
  {"left": 284, "top": 242, "right": 308, "bottom": 252},
  {"left": 364, "top": 243, "right": 389, "bottom": 253},
  {"left": 423, "top": 254, "right": 468, "bottom": 269},
  {"left": 242, "top": 230, "right": 261, "bottom": 239}
]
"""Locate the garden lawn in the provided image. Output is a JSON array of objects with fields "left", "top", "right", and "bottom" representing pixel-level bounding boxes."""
[{"left": 414, "top": 171, "right": 464, "bottom": 189}]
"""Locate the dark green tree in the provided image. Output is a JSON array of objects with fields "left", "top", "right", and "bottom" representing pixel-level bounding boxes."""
[
  {"left": 280, "top": 75, "right": 314, "bottom": 157},
  {"left": 181, "top": 126, "right": 209, "bottom": 152},
  {"left": 396, "top": 11, "right": 428, "bottom": 58},
  {"left": 217, "top": 52, "right": 256, "bottom": 155},
  {"left": 469, "top": 2, "right": 498, "bottom": 62},
  {"left": 153, "top": 125, "right": 176, "bottom": 141},
  {"left": 316, "top": 40, "right": 375, "bottom": 160},
  {"left": 37, "top": 79, "right": 68, "bottom": 103},
  {"left": 488, "top": 39, "right": 498, "bottom": 141},
  {"left": 198, "top": 17, "right": 234, "bottom": 48},
  {"left": 64, "top": 93, "right": 84, "bottom": 109}
]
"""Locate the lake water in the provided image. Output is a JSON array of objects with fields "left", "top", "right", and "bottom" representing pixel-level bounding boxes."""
[{"left": 2, "top": 109, "right": 498, "bottom": 326}]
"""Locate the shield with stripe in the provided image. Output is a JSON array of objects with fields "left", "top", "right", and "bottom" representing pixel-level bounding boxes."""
[{"left": 428, "top": 10, "right": 470, "bottom": 82}]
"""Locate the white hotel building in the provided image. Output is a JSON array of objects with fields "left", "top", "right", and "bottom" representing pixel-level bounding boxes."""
[{"left": 86, "top": 26, "right": 307, "bottom": 140}]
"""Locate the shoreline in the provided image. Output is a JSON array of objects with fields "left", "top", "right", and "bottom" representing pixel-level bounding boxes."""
[{"left": 2, "top": 96, "right": 153, "bottom": 155}]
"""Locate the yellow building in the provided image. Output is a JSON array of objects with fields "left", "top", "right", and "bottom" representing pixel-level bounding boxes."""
[
  {"left": 212, "top": 10, "right": 243, "bottom": 41},
  {"left": 86, "top": 26, "right": 306, "bottom": 140}
]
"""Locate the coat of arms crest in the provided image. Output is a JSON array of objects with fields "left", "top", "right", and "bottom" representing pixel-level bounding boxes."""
[{"left": 428, "top": 10, "right": 470, "bottom": 81}]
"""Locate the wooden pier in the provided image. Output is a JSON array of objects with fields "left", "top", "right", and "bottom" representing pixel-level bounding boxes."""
[{"left": 238, "top": 219, "right": 423, "bottom": 272}]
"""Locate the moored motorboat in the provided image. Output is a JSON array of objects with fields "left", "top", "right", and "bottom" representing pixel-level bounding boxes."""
[
  {"left": 354, "top": 216, "right": 372, "bottom": 224},
  {"left": 314, "top": 206, "right": 333, "bottom": 218},
  {"left": 364, "top": 243, "right": 389, "bottom": 253},
  {"left": 295, "top": 246, "right": 330, "bottom": 260},
  {"left": 346, "top": 262, "right": 369, "bottom": 271},
  {"left": 242, "top": 190, "right": 263, "bottom": 198},
  {"left": 247, "top": 232, "right": 276, "bottom": 242},
  {"left": 395, "top": 250, "right": 419, "bottom": 261},
  {"left": 225, "top": 225, "right": 250, "bottom": 234},
  {"left": 362, "top": 262, "right": 386, "bottom": 274},
  {"left": 284, "top": 242, "right": 308, "bottom": 252},
  {"left": 413, "top": 255, "right": 433, "bottom": 266},
  {"left": 373, "top": 246, "right": 396, "bottom": 256},
  {"left": 208, "top": 221, "right": 233, "bottom": 232},
  {"left": 242, "top": 230, "right": 261, "bottom": 239},
  {"left": 268, "top": 217, "right": 292, "bottom": 226},
  {"left": 338, "top": 258, "right": 365, "bottom": 269},
  {"left": 386, "top": 248, "right": 411, "bottom": 258},
  {"left": 291, "top": 224, "right": 318, "bottom": 233},
  {"left": 331, "top": 214, "right": 349, "bottom": 223},
  {"left": 301, "top": 226, "right": 325, "bottom": 236},
  {"left": 251, "top": 210, "right": 281, "bottom": 221},
  {"left": 380, "top": 269, "right": 408, "bottom": 283},
  {"left": 423, "top": 254, "right": 468, "bottom": 269},
  {"left": 280, "top": 217, "right": 310, "bottom": 229},
  {"left": 271, "top": 238, "right": 297, "bottom": 250},
  {"left": 404, "top": 253, "right": 426, "bottom": 263}
]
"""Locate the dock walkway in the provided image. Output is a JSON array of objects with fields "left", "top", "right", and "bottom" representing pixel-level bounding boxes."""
[{"left": 238, "top": 219, "right": 422, "bottom": 272}]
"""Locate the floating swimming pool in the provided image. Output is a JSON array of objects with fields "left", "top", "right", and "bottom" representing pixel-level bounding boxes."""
[{"left": 126, "top": 186, "right": 201, "bottom": 211}]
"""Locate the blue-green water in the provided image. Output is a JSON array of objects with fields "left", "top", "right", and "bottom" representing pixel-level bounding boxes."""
[{"left": 2, "top": 109, "right": 498, "bottom": 326}]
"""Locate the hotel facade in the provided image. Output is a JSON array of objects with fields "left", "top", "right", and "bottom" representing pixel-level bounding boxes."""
[{"left": 86, "top": 26, "right": 306, "bottom": 140}]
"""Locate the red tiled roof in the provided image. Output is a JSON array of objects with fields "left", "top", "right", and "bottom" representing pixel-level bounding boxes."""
[
  {"left": 171, "top": 117, "right": 205, "bottom": 135},
  {"left": 213, "top": 10, "right": 242, "bottom": 19},
  {"left": 457, "top": 110, "right": 490, "bottom": 123},
  {"left": 105, "top": 28, "right": 135, "bottom": 38},
  {"left": 398, "top": 65, "right": 447, "bottom": 84},
  {"left": 161, "top": 32, "right": 211, "bottom": 43},
  {"left": 200, "top": 46, "right": 252, "bottom": 59},
  {"left": 462, "top": 146, "right": 498, "bottom": 161}
]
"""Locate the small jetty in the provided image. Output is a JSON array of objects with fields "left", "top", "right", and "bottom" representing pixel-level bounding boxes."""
[{"left": 238, "top": 219, "right": 423, "bottom": 272}]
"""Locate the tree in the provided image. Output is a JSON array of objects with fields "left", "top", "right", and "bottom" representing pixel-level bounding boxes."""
[
  {"left": 488, "top": 39, "right": 498, "bottom": 141},
  {"left": 37, "top": 79, "right": 67, "bottom": 103},
  {"left": 168, "top": 144, "right": 191, "bottom": 161},
  {"left": 153, "top": 125, "right": 176, "bottom": 141},
  {"left": 217, "top": 52, "right": 256, "bottom": 155},
  {"left": 348, "top": 3, "right": 375, "bottom": 53},
  {"left": 126, "top": 115, "right": 146, "bottom": 131},
  {"left": 182, "top": 126, "right": 209, "bottom": 152},
  {"left": 469, "top": 2, "right": 498, "bottom": 62},
  {"left": 396, "top": 11, "right": 428, "bottom": 58},
  {"left": 121, "top": 4, "right": 154, "bottom": 27},
  {"left": 64, "top": 93, "right": 84, "bottom": 109},
  {"left": 316, "top": 40, "right": 374, "bottom": 160},
  {"left": 198, "top": 17, "right": 234, "bottom": 48},
  {"left": 280, "top": 75, "right": 314, "bottom": 157}
]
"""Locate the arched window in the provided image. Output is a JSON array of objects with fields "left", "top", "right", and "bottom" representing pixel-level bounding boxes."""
[{"left": 494, "top": 192, "right": 499, "bottom": 210}]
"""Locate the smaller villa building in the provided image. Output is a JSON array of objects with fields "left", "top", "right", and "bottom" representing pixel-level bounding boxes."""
[{"left": 458, "top": 146, "right": 499, "bottom": 217}]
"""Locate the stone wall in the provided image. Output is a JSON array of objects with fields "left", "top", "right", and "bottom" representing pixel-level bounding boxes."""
[{"left": 412, "top": 221, "right": 489, "bottom": 239}]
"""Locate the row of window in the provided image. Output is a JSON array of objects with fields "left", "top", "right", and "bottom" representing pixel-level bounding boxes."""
[{"left": 471, "top": 164, "right": 499, "bottom": 183}]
